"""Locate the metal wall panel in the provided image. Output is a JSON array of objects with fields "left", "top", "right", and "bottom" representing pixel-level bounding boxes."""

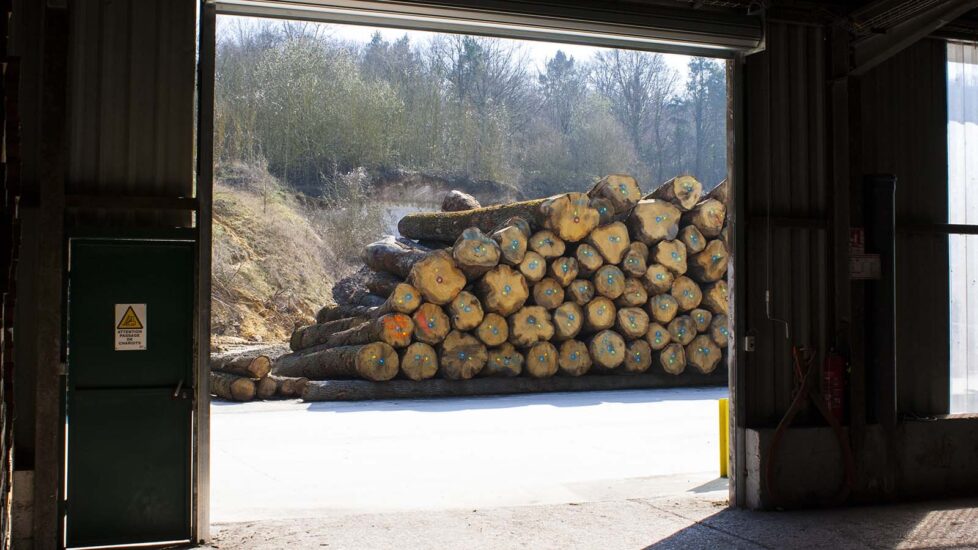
[
  {"left": 742, "top": 22, "right": 831, "bottom": 427},
  {"left": 860, "top": 39, "right": 950, "bottom": 416},
  {"left": 67, "top": 0, "right": 197, "bottom": 225}
]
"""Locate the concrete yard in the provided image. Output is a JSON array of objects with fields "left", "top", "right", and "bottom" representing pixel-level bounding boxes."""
[{"left": 211, "top": 387, "right": 728, "bottom": 523}]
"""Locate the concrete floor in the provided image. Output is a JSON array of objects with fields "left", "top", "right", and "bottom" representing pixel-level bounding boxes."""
[
  {"left": 208, "top": 387, "right": 978, "bottom": 549},
  {"left": 211, "top": 387, "right": 727, "bottom": 522},
  {"left": 203, "top": 495, "right": 978, "bottom": 549}
]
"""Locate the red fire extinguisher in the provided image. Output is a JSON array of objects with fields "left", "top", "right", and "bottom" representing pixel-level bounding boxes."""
[{"left": 823, "top": 350, "right": 847, "bottom": 422}]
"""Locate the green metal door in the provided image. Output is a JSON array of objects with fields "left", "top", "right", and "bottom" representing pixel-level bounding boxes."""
[{"left": 65, "top": 238, "right": 195, "bottom": 548}]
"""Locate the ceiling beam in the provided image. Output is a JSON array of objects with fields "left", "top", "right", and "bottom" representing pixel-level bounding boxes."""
[{"left": 850, "top": 0, "right": 978, "bottom": 75}]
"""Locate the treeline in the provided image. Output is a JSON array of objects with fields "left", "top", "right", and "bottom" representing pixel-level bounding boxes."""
[{"left": 215, "top": 20, "right": 726, "bottom": 199}]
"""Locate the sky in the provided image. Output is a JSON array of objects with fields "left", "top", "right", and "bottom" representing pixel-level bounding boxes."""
[{"left": 219, "top": 15, "right": 696, "bottom": 85}]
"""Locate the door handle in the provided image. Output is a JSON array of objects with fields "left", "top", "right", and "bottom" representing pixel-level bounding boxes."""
[{"left": 172, "top": 378, "right": 188, "bottom": 400}]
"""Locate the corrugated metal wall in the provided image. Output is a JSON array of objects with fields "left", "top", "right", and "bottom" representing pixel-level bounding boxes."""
[
  {"left": 66, "top": 0, "right": 197, "bottom": 225},
  {"left": 860, "top": 39, "right": 950, "bottom": 416},
  {"left": 742, "top": 22, "right": 832, "bottom": 427}
]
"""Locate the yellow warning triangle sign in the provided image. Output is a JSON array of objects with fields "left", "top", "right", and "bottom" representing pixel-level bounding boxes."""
[{"left": 117, "top": 306, "right": 144, "bottom": 330}]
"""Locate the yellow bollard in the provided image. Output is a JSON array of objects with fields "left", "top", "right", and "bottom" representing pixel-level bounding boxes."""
[{"left": 719, "top": 398, "right": 729, "bottom": 478}]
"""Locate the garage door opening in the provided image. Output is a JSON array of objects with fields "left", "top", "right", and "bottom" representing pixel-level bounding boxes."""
[{"left": 205, "top": 12, "right": 734, "bottom": 524}]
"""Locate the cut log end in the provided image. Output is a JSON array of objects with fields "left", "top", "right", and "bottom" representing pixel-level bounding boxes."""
[
  {"left": 544, "top": 192, "right": 600, "bottom": 242},
  {"left": 589, "top": 330, "right": 626, "bottom": 370},
  {"left": 679, "top": 225, "right": 706, "bottom": 254},
  {"left": 594, "top": 265, "right": 626, "bottom": 300},
  {"left": 686, "top": 335, "right": 722, "bottom": 374},
  {"left": 615, "top": 278, "right": 648, "bottom": 308},
  {"left": 587, "top": 222, "right": 630, "bottom": 264},
  {"left": 525, "top": 341, "right": 559, "bottom": 378},
  {"left": 684, "top": 198, "right": 726, "bottom": 238},
  {"left": 575, "top": 243, "right": 604, "bottom": 276},
  {"left": 356, "top": 342, "right": 401, "bottom": 381},
  {"left": 519, "top": 251, "right": 548, "bottom": 283},
  {"left": 508, "top": 306, "right": 555, "bottom": 347},
  {"left": 412, "top": 303, "right": 452, "bottom": 345},
  {"left": 584, "top": 297, "right": 616, "bottom": 332},
  {"left": 532, "top": 278, "right": 565, "bottom": 310},
  {"left": 646, "top": 322, "right": 672, "bottom": 350},
  {"left": 702, "top": 280, "right": 729, "bottom": 316},
  {"left": 492, "top": 223, "right": 529, "bottom": 266},
  {"left": 690, "top": 308, "right": 713, "bottom": 333},
  {"left": 528, "top": 230, "right": 566, "bottom": 259},
  {"left": 710, "top": 314, "right": 730, "bottom": 348},
  {"left": 654, "top": 240, "right": 687, "bottom": 275},
  {"left": 589, "top": 174, "right": 642, "bottom": 215},
  {"left": 616, "top": 307, "right": 650, "bottom": 340},
  {"left": 552, "top": 301, "right": 584, "bottom": 341},
  {"left": 478, "top": 264, "right": 530, "bottom": 316},
  {"left": 670, "top": 275, "right": 703, "bottom": 312},
  {"left": 558, "top": 340, "right": 592, "bottom": 377},
  {"left": 448, "top": 290, "right": 485, "bottom": 331},
  {"left": 620, "top": 242, "right": 649, "bottom": 278},
  {"left": 408, "top": 249, "right": 467, "bottom": 305},
  {"left": 648, "top": 294, "right": 679, "bottom": 325},
  {"left": 387, "top": 283, "right": 423, "bottom": 314},
  {"left": 623, "top": 340, "right": 653, "bottom": 374},
  {"left": 627, "top": 200, "right": 681, "bottom": 245},
  {"left": 567, "top": 279, "right": 595, "bottom": 305},
  {"left": 483, "top": 343, "right": 524, "bottom": 377},
  {"left": 658, "top": 343, "right": 687, "bottom": 375},
  {"left": 439, "top": 331, "right": 488, "bottom": 380},
  {"left": 668, "top": 315, "right": 697, "bottom": 346},
  {"left": 210, "top": 372, "right": 256, "bottom": 402},
  {"left": 651, "top": 175, "right": 703, "bottom": 211},
  {"left": 400, "top": 342, "right": 439, "bottom": 381},
  {"left": 453, "top": 227, "right": 501, "bottom": 279},
  {"left": 475, "top": 312, "right": 509, "bottom": 347},
  {"left": 549, "top": 256, "right": 579, "bottom": 287},
  {"left": 688, "top": 239, "right": 729, "bottom": 283}
]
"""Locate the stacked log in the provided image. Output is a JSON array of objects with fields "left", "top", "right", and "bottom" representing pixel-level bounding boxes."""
[
  {"left": 210, "top": 350, "right": 307, "bottom": 401},
  {"left": 278, "top": 174, "right": 732, "bottom": 398}
]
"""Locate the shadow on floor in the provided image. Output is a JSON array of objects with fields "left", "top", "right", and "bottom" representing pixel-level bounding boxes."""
[
  {"left": 643, "top": 497, "right": 978, "bottom": 549},
  {"left": 294, "top": 386, "right": 730, "bottom": 414}
]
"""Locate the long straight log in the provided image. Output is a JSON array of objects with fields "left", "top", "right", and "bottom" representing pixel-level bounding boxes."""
[
  {"left": 290, "top": 317, "right": 367, "bottom": 351},
  {"left": 301, "top": 368, "right": 727, "bottom": 401},
  {"left": 267, "top": 374, "right": 309, "bottom": 398},
  {"left": 273, "top": 342, "right": 399, "bottom": 381},
  {"left": 398, "top": 198, "right": 550, "bottom": 242},
  {"left": 211, "top": 352, "right": 272, "bottom": 379},
  {"left": 321, "top": 313, "right": 415, "bottom": 349},
  {"left": 361, "top": 235, "right": 431, "bottom": 279}
]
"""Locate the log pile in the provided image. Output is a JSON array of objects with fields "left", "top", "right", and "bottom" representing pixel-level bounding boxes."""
[
  {"left": 280, "top": 174, "right": 731, "bottom": 399},
  {"left": 210, "top": 351, "right": 308, "bottom": 402}
]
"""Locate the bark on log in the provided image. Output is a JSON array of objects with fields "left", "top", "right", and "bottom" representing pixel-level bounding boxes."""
[
  {"left": 400, "top": 342, "right": 439, "bottom": 381},
  {"left": 477, "top": 264, "right": 529, "bottom": 316},
  {"left": 267, "top": 374, "right": 308, "bottom": 398},
  {"left": 256, "top": 376, "right": 278, "bottom": 400},
  {"left": 586, "top": 222, "right": 630, "bottom": 264},
  {"left": 575, "top": 243, "right": 604, "bottom": 277},
  {"left": 508, "top": 306, "right": 554, "bottom": 346},
  {"left": 439, "top": 330, "right": 488, "bottom": 380},
  {"left": 398, "top": 198, "right": 549, "bottom": 242},
  {"left": 525, "top": 341, "right": 559, "bottom": 378},
  {"left": 316, "top": 304, "right": 376, "bottom": 324},
  {"left": 686, "top": 335, "right": 722, "bottom": 374},
  {"left": 453, "top": 227, "right": 501, "bottom": 279},
  {"left": 643, "top": 263, "right": 675, "bottom": 294},
  {"left": 549, "top": 257, "right": 579, "bottom": 287},
  {"left": 706, "top": 179, "right": 729, "bottom": 205},
  {"left": 407, "top": 249, "right": 467, "bottom": 305},
  {"left": 658, "top": 343, "right": 686, "bottom": 375},
  {"left": 623, "top": 340, "right": 653, "bottom": 374},
  {"left": 627, "top": 200, "right": 681, "bottom": 245},
  {"left": 210, "top": 371, "right": 256, "bottom": 401},
  {"left": 532, "top": 278, "right": 565, "bottom": 310},
  {"left": 594, "top": 265, "right": 626, "bottom": 300},
  {"left": 321, "top": 313, "right": 415, "bottom": 349},
  {"left": 273, "top": 342, "right": 399, "bottom": 381},
  {"left": 483, "top": 343, "right": 523, "bottom": 377},
  {"left": 475, "top": 312, "right": 509, "bottom": 347},
  {"left": 646, "top": 322, "right": 672, "bottom": 351},
  {"left": 412, "top": 303, "right": 452, "bottom": 345},
  {"left": 373, "top": 283, "right": 423, "bottom": 316},
  {"left": 528, "top": 229, "right": 565, "bottom": 259},
  {"left": 688, "top": 239, "right": 729, "bottom": 283},
  {"left": 442, "top": 190, "right": 481, "bottom": 212},
  {"left": 518, "top": 251, "right": 547, "bottom": 283},
  {"left": 589, "top": 330, "right": 626, "bottom": 370},
  {"left": 590, "top": 197, "right": 617, "bottom": 225},
  {"left": 615, "top": 278, "right": 648, "bottom": 308},
  {"left": 552, "top": 301, "right": 584, "bottom": 341},
  {"left": 211, "top": 352, "right": 272, "bottom": 379},
  {"left": 682, "top": 198, "right": 726, "bottom": 238},
  {"left": 583, "top": 297, "right": 616, "bottom": 332},
  {"left": 588, "top": 174, "right": 643, "bottom": 215},
  {"left": 647, "top": 175, "right": 703, "bottom": 211},
  {"left": 448, "top": 290, "right": 485, "bottom": 331},
  {"left": 567, "top": 279, "right": 595, "bottom": 305},
  {"left": 361, "top": 235, "right": 431, "bottom": 279},
  {"left": 558, "top": 340, "right": 591, "bottom": 376}
]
